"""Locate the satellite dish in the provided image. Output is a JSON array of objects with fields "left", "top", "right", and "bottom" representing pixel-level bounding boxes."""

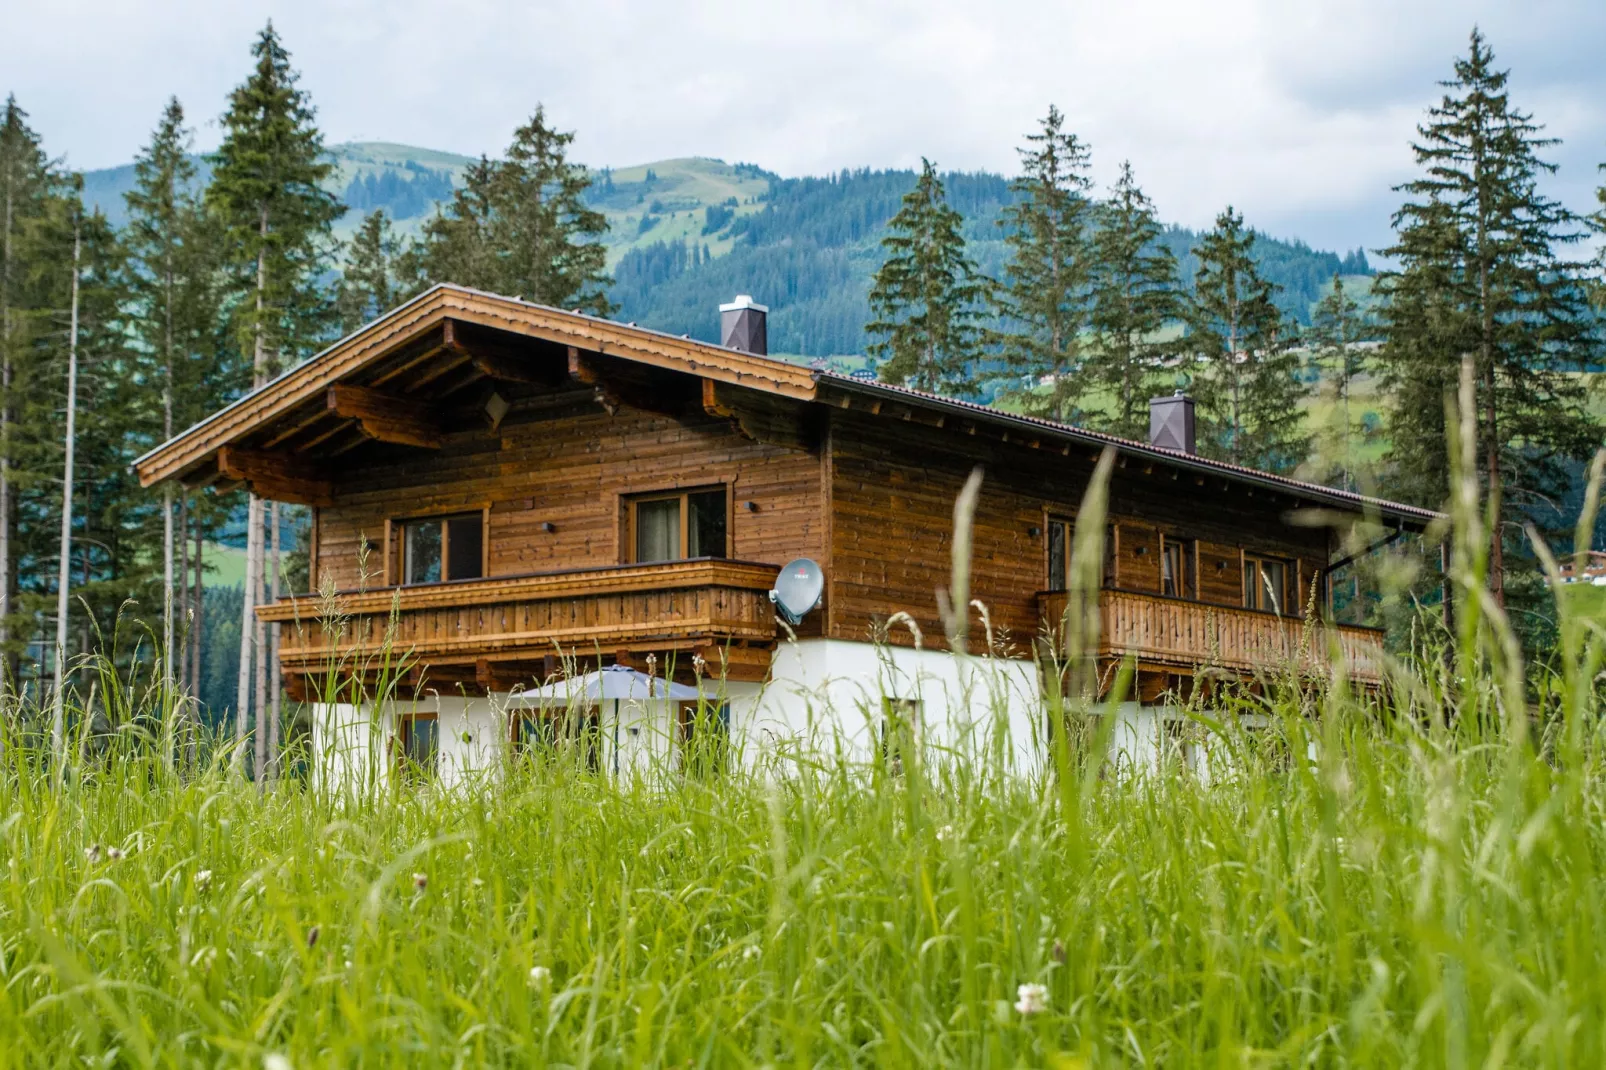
[{"left": 769, "top": 558, "right": 824, "bottom": 625}]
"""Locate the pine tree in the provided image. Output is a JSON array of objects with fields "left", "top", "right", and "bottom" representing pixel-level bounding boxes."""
[
  {"left": 1084, "top": 161, "right": 1182, "bottom": 440},
  {"left": 335, "top": 209, "right": 399, "bottom": 332},
  {"left": 206, "top": 22, "right": 343, "bottom": 774},
  {"left": 991, "top": 106, "right": 1093, "bottom": 421},
  {"left": 1184, "top": 207, "right": 1306, "bottom": 472},
  {"left": 0, "top": 97, "right": 66, "bottom": 680},
  {"left": 1306, "top": 275, "right": 1366, "bottom": 489},
  {"left": 1377, "top": 28, "right": 1599, "bottom": 607},
  {"left": 867, "top": 159, "right": 987, "bottom": 394},
  {"left": 404, "top": 107, "right": 611, "bottom": 315}
]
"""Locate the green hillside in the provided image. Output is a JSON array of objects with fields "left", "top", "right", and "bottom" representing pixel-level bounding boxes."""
[{"left": 81, "top": 144, "right": 1374, "bottom": 362}]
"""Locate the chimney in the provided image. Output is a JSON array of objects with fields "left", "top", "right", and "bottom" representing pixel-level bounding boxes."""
[
  {"left": 1149, "top": 391, "right": 1195, "bottom": 454},
  {"left": 719, "top": 294, "right": 768, "bottom": 355}
]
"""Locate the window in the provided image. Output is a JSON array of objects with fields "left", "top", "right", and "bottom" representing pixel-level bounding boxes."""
[
  {"left": 1160, "top": 535, "right": 1197, "bottom": 599},
  {"left": 628, "top": 487, "right": 728, "bottom": 563},
  {"left": 1046, "top": 516, "right": 1072, "bottom": 592},
  {"left": 395, "top": 713, "right": 438, "bottom": 780},
  {"left": 678, "top": 700, "right": 731, "bottom": 777},
  {"left": 513, "top": 706, "right": 600, "bottom": 771},
  {"left": 399, "top": 512, "right": 484, "bottom": 585},
  {"left": 1243, "top": 555, "right": 1289, "bottom": 615}
]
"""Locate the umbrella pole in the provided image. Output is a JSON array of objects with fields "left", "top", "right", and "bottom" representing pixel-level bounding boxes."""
[{"left": 613, "top": 698, "right": 620, "bottom": 779}]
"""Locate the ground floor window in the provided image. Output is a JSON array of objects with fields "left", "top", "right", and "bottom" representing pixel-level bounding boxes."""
[
  {"left": 512, "top": 706, "right": 601, "bottom": 771},
  {"left": 395, "top": 712, "right": 438, "bottom": 780},
  {"left": 678, "top": 700, "right": 731, "bottom": 777}
]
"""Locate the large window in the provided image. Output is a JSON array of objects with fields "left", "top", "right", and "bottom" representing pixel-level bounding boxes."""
[
  {"left": 399, "top": 512, "right": 485, "bottom": 585},
  {"left": 1243, "top": 554, "right": 1289, "bottom": 615},
  {"left": 513, "top": 706, "right": 600, "bottom": 771},
  {"left": 1160, "top": 535, "right": 1197, "bottom": 599},
  {"left": 628, "top": 487, "right": 728, "bottom": 563},
  {"left": 678, "top": 701, "right": 731, "bottom": 778}
]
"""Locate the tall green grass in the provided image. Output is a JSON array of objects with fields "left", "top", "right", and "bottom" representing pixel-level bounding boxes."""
[{"left": 3, "top": 364, "right": 1605, "bottom": 1066}]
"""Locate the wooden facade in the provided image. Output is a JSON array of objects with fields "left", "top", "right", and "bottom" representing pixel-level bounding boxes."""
[{"left": 135, "top": 286, "right": 1434, "bottom": 700}]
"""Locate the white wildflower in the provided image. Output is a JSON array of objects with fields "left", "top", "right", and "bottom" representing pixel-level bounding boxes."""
[
  {"left": 742, "top": 945, "right": 761, "bottom": 962},
  {"left": 935, "top": 825, "right": 954, "bottom": 842},
  {"left": 528, "top": 965, "right": 551, "bottom": 987},
  {"left": 194, "top": 869, "right": 212, "bottom": 892},
  {"left": 85, "top": 845, "right": 102, "bottom": 864},
  {"left": 107, "top": 846, "right": 125, "bottom": 861},
  {"left": 264, "top": 1054, "right": 292, "bottom": 1070},
  {"left": 1014, "top": 982, "right": 1048, "bottom": 1016},
  {"left": 412, "top": 872, "right": 427, "bottom": 891}
]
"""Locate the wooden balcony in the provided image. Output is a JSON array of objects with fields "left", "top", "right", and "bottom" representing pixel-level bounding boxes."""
[
  {"left": 257, "top": 558, "right": 781, "bottom": 685},
  {"left": 1039, "top": 588, "right": 1385, "bottom": 687}
]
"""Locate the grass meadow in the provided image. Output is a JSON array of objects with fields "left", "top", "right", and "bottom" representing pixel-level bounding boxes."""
[{"left": 4, "top": 392, "right": 1606, "bottom": 1067}]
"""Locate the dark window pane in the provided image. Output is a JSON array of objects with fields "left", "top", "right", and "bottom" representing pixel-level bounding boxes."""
[
  {"left": 1102, "top": 524, "right": 1116, "bottom": 587},
  {"left": 1243, "top": 561, "right": 1256, "bottom": 608},
  {"left": 635, "top": 498, "right": 680, "bottom": 562},
  {"left": 400, "top": 716, "right": 438, "bottom": 775},
  {"left": 1183, "top": 540, "right": 1197, "bottom": 598},
  {"left": 404, "top": 521, "right": 442, "bottom": 585},
  {"left": 1161, "top": 541, "right": 1180, "bottom": 597},
  {"left": 447, "top": 514, "right": 484, "bottom": 580},
  {"left": 1048, "top": 522, "right": 1066, "bottom": 591},
  {"left": 688, "top": 489, "right": 727, "bottom": 558},
  {"left": 1262, "top": 560, "right": 1286, "bottom": 615}
]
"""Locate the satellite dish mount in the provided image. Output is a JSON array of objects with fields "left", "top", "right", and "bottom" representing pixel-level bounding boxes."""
[{"left": 769, "top": 558, "right": 824, "bottom": 626}]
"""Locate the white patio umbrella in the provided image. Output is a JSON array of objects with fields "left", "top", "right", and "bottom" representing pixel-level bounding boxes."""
[{"left": 517, "top": 664, "right": 705, "bottom": 775}]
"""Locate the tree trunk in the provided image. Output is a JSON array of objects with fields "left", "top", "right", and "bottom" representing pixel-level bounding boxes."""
[
  {"left": 236, "top": 205, "right": 269, "bottom": 773},
  {"left": 161, "top": 234, "right": 176, "bottom": 694},
  {"left": 51, "top": 216, "right": 81, "bottom": 759},
  {"left": 254, "top": 504, "right": 269, "bottom": 785},
  {"left": 268, "top": 501, "right": 282, "bottom": 779},
  {"left": 0, "top": 171, "right": 12, "bottom": 697}
]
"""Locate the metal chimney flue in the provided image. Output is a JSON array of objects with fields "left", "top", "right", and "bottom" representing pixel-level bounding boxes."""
[
  {"left": 719, "top": 294, "right": 768, "bottom": 355},
  {"left": 1149, "top": 391, "right": 1195, "bottom": 454}
]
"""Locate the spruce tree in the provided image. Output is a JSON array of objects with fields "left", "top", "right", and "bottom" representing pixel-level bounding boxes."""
[
  {"left": 1306, "top": 275, "right": 1367, "bottom": 489},
  {"left": 335, "top": 209, "right": 399, "bottom": 332},
  {"left": 1377, "top": 29, "right": 1599, "bottom": 608},
  {"left": 206, "top": 22, "right": 342, "bottom": 771},
  {"left": 991, "top": 106, "right": 1093, "bottom": 421},
  {"left": 405, "top": 107, "right": 611, "bottom": 315},
  {"left": 867, "top": 159, "right": 986, "bottom": 394},
  {"left": 1084, "top": 161, "right": 1182, "bottom": 440},
  {"left": 1184, "top": 207, "right": 1307, "bottom": 472},
  {"left": 0, "top": 97, "right": 67, "bottom": 680}
]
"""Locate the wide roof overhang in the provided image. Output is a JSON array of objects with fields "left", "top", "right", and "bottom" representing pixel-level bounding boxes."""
[{"left": 135, "top": 283, "right": 1440, "bottom": 532}]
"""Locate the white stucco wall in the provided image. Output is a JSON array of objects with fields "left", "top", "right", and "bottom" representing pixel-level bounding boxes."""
[{"left": 308, "top": 640, "right": 1257, "bottom": 791}]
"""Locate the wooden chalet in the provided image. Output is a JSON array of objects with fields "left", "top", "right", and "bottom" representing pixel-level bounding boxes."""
[{"left": 134, "top": 285, "right": 1437, "bottom": 776}]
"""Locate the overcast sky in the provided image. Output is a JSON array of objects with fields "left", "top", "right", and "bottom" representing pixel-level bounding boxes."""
[{"left": 5, "top": 0, "right": 1604, "bottom": 253}]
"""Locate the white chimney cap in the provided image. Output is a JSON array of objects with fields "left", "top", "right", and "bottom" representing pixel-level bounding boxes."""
[{"left": 719, "top": 294, "right": 769, "bottom": 314}]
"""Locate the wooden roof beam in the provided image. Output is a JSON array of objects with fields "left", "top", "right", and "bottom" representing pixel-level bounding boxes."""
[
  {"left": 217, "top": 447, "right": 333, "bottom": 506},
  {"left": 327, "top": 384, "right": 442, "bottom": 449}
]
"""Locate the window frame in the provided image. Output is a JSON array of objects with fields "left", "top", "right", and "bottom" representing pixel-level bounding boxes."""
[
  {"left": 1242, "top": 552, "right": 1292, "bottom": 616},
  {"left": 1159, "top": 534, "right": 1198, "bottom": 600},
  {"left": 394, "top": 711, "right": 440, "bottom": 781},
  {"left": 1044, "top": 514, "right": 1075, "bottom": 593},
  {"left": 623, "top": 485, "right": 731, "bottom": 564},
  {"left": 388, "top": 507, "right": 489, "bottom": 586},
  {"left": 510, "top": 704, "right": 601, "bottom": 771}
]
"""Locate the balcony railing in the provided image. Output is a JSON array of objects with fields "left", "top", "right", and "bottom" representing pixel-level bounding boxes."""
[
  {"left": 258, "top": 558, "right": 780, "bottom": 676},
  {"left": 1039, "top": 588, "right": 1385, "bottom": 686}
]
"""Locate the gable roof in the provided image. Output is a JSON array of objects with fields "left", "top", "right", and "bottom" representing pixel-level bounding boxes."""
[{"left": 134, "top": 283, "right": 1440, "bottom": 528}]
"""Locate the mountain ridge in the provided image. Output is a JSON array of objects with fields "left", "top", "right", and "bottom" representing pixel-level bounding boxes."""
[{"left": 79, "top": 142, "right": 1373, "bottom": 361}]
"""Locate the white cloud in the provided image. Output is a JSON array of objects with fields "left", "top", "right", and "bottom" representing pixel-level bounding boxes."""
[{"left": 4, "top": 0, "right": 1602, "bottom": 251}]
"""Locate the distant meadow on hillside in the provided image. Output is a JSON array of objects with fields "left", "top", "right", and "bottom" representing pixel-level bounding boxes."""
[{"left": 80, "top": 147, "right": 1372, "bottom": 362}]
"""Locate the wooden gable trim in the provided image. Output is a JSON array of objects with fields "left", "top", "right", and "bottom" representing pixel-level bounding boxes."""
[{"left": 134, "top": 286, "right": 818, "bottom": 488}]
